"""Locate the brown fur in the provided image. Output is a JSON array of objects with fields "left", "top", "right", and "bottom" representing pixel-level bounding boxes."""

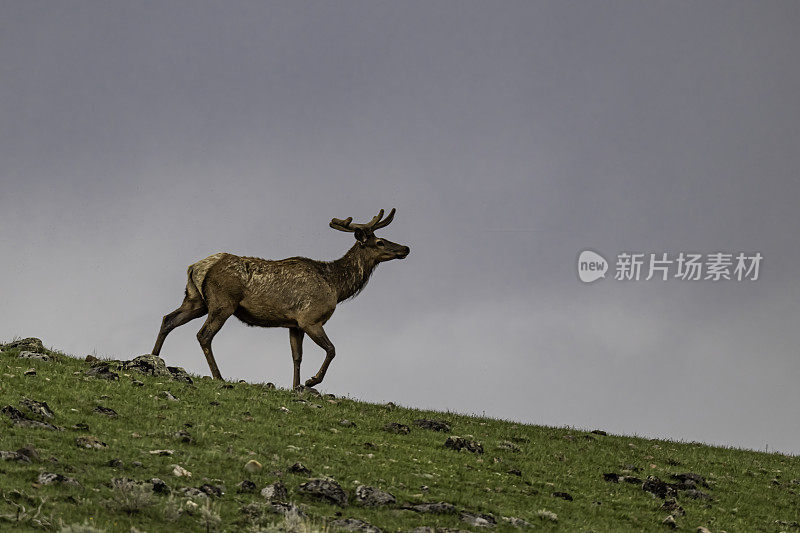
[{"left": 152, "top": 210, "right": 409, "bottom": 388}]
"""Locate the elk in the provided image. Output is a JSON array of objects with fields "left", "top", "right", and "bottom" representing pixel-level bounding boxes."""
[{"left": 151, "top": 209, "right": 409, "bottom": 388}]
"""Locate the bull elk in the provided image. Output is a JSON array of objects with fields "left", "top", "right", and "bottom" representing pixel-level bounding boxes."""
[{"left": 151, "top": 209, "right": 410, "bottom": 388}]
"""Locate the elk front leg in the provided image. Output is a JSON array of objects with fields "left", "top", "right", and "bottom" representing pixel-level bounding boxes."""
[
  {"left": 302, "top": 324, "right": 335, "bottom": 387},
  {"left": 196, "top": 308, "right": 234, "bottom": 380},
  {"left": 289, "top": 327, "right": 305, "bottom": 389}
]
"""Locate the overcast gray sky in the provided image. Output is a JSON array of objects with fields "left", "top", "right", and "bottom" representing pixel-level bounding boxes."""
[{"left": 2, "top": 1, "right": 799, "bottom": 454}]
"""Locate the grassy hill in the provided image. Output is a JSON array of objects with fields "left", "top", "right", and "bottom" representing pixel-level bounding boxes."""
[{"left": 0, "top": 338, "right": 797, "bottom": 532}]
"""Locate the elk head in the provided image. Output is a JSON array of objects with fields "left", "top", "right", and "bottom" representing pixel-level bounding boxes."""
[{"left": 330, "top": 208, "right": 410, "bottom": 262}]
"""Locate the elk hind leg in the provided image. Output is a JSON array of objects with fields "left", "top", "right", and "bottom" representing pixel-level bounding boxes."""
[
  {"left": 153, "top": 297, "right": 207, "bottom": 356},
  {"left": 302, "top": 324, "right": 335, "bottom": 387}
]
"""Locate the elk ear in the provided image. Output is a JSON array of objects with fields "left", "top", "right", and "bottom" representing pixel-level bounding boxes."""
[{"left": 354, "top": 228, "right": 368, "bottom": 243}]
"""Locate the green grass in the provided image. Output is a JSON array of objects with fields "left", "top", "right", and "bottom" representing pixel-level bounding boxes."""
[{"left": 0, "top": 340, "right": 798, "bottom": 532}]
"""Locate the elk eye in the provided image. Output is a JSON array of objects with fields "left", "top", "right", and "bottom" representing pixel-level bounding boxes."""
[{"left": 376, "top": 240, "right": 385, "bottom": 247}]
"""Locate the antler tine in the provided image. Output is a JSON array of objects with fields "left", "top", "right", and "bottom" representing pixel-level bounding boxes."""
[
  {"left": 330, "top": 209, "right": 395, "bottom": 233},
  {"left": 329, "top": 216, "right": 354, "bottom": 232},
  {"left": 372, "top": 207, "right": 396, "bottom": 231}
]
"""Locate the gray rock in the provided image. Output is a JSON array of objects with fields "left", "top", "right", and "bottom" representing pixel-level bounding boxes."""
[
  {"left": 199, "top": 483, "right": 224, "bottom": 497},
  {"left": 37, "top": 472, "right": 79, "bottom": 487},
  {"left": 355, "top": 485, "right": 396, "bottom": 506},
  {"left": 3, "top": 338, "right": 45, "bottom": 353},
  {"left": 383, "top": 422, "right": 410, "bottom": 435},
  {"left": 298, "top": 478, "right": 348, "bottom": 506},
  {"left": 501, "top": 516, "right": 534, "bottom": 528},
  {"left": 150, "top": 478, "right": 170, "bottom": 494},
  {"left": 0, "top": 450, "right": 29, "bottom": 462},
  {"left": 671, "top": 472, "right": 709, "bottom": 488},
  {"left": 413, "top": 419, "right": 451, "bottom": 432},
  {"left": 167, "top": 366, "right": 193, "bottom": 384},
  {"left": 76, "top": 436, "right": 107, "bottom": 449},
  {"left": 288, "top": 462, "right": 311, "bottom": 475},
  {"left": 496, "top": 440, "right": 521, "bottom": 453},
  {"left": 460, "top": 511, "right": 496, "bottom": 528},
  {"left": 84, "top": 363, "right": 119, "bottom": 380},
  {"left": 18, "top": 351, "right": 50, "bottom": 362},
  {"left": 160, "top": 391, "right": 179, "bottom": 402},
  {"left": 269, "top": 501, "right": 306, "bottom": 517},
  {"left": 403, "top": 502, "right": 457, "bottom": 514},
  {"left": 261, "top": 481, "right": 288, "bottom": 501},
  {"left": 237, "top": 480, "right": 257, "bottom": 493},
  {"left": 552, "top": 491, "right": 573, "bottom": 501},
  {"left": 93, "top": 406, "right": 118, "bottom": 417},
  {"left": 444, "top": 436, "right": 483, "bottom": 454},
  {"left": 661, "top": 498, "right": 685, "bottom": 516},
  {"left": 2, "top": 405, "right": 60, "bottom": 430},
  {"left": 330, "top": 518, "right": 383, "bottom": 532},
  {"left": 683, "top": 489, "right": 712, "bottom": 500},
  {"left": 20, "top": 398, "right": 54, "bottom": 419},
  {"left": 124, "top": 354, "right": 171, "bottom": 377}
]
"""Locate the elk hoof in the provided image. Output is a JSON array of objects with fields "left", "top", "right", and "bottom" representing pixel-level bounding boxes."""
[{"left": 305, "top": 378, "right": 319, "bottom": 387}]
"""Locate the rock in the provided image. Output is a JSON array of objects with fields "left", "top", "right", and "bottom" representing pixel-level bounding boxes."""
[
  {"left": 355, "top": 485, "right": 396, "bottom": 506},
  {"left": 124, "top": 354, "right": 171, "bottom": 377},
  {"left": 76, "top": 436, "right": 107, "bottom": 449},
  {"left": 269, "top": 501, "right": 306, "bottom": 517},
  {"left": 0, "top": 450, "right": 29, "bottom": 462},
  {"left": 264, "top": 382, "right": 276, "bottom": 390},
  {"left": 661, "top": 499, "right": 685, "bottom": 516},
  {"left": 444, "top": 436, "right": 484, "bottom": 454},
  {"left": 330, "top": 518, "right": 384, "bottom": 532},
  {"left": 460, "top": 511, "right": 496, "bottom": 527},
  {"left": 149, "top": 449, "right": 174, "bottom": 456},
  {"left": 23, "top": 368, "right": 37, "bottom": 376},
  {"left": 339, "top": 419, "right": 356, "bottom": 427},
  {"left": 552, "top": 491, "right": 573, "bottom": 501},
  {"left": 403, "top": 502, "right": 457, "bottom": 514},
  {"left": 508, "top": 468, "right": 522, "bottom": 477},
  {"left": 131, "top": 380, "right": 144, "bottom": 387},
  {"left": 297, "top": 478, "right": 348, "bottom": 506},
  {"left": 591, "top": 429, "right": 608, "bottom": 436},
  {"left": 642, "top": 476, "right": 678, "bottom": 499},
  {"left": 84, "top": 363, "right": 119, "bottom": 380},
  {"left": 181, "top": 487, "right": 208, "bottom": 499},
  {"left": 108, "top": 458, "right": 124, "bottom": 468},
  {"left": 93, "top": 406, "right": 118, "bottom": 417},
  {"left": 17, "top": 445, "right": 39, "bottom": 462},
  {"left": 413, "top": 419, "right": 451, "bottom": 432},
  {"left": 3, "top": 338, "right": 45, "bottom": 353},
  {"left": 20, "top": 398, "right": 54, "bottom": 419},
  {"left": 671, "top": 472, "right": 709, "bottom": 488},
  {"left": 288, "top": 462, "right": 311, "bottom": 475},
  {"left": 85, "top": 355, "right": 99, "bottom": 363},
  {"left": 624, "top": 476, "right": 643, "bottom": 485},
  {"left": 132, "top": 461, "right": 143, "bottom": 468},
  {"left": 174, "top": 429, "right": 193, "bottom": 443},
  {"left": 2, "top": 405, "right": 60, "bottom": 430},
  {"left": 662, "top": 515, "right": 677, "bottom": 528},
  {"left": 18, "top": 351, "right": 50, "bottom": 362},
  {"left": 536, "top": 509, "right": 558, "bottom": 522},
  {"left": 244, "top": 459, "right": 263, "bottom": 473},
  {"left": 683, "top": 489, "right": 713, "bottom": 500},
  {"left": 37, "top": 472, "right": 79, "bottom": 487},
  {"left": 383, "top": 422, "right": 411, "bottom": 435},
  {"left": 150, "top": 478, "right": 170, "bottom": 494},
  {"left": 261, "top": 481, "right": 288, "bottom": 501},
  {"left": 697, "top": 527, "right": 712, "bottom": 533},
  {"left": 172, "top": 464, "right": 192, "bottom": 477},
  {"left": 200, "top": 483, "right": 224, "bottom": 497},
  {"left": 167, "top": 366, "right": 193, "bottom": 384},
  {"left": 237, "top": 480, "right": 257, "bottom": 493},
  {"left": 501, "top": 516, "right": 534, "bottom": 528},
  {"left": 160, "top": 391, "right": 179, "bottom": 402},
  {"left": 496, "top": 440, "right": 521, "bottom": 453}
]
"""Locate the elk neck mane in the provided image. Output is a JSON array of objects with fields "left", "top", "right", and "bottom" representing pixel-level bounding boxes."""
[{"left": 323, "top": 243, "right": 380, "bottom": 302}]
